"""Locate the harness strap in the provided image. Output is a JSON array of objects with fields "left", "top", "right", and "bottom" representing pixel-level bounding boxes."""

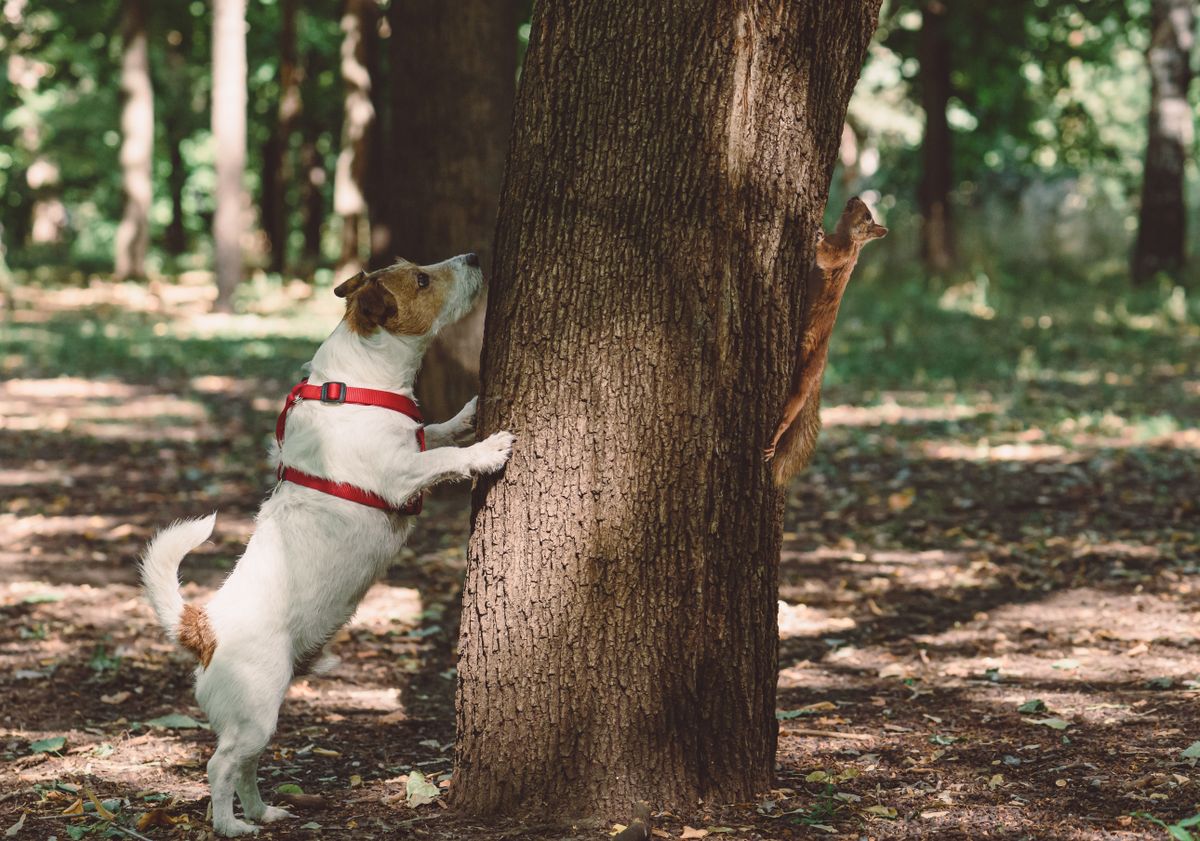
[{"left": 275, "top": 378, "right": 425, "bottom": 515}]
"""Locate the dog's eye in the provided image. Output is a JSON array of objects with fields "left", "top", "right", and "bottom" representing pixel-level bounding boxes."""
[{"left": 416, "top": 272, "right": 430, "bottom": 289}]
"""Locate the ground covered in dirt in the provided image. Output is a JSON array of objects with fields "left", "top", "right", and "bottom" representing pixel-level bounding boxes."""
[{"left": 1, "top": 276, "right": 1198, "bottom": 840}]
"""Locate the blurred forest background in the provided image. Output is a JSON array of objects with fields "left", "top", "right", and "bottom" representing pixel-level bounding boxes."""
[{"left": 1, "top": 0, "right": 1197, "bottom": 292}]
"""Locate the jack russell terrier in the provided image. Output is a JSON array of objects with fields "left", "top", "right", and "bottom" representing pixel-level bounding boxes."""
[{"left": 139, "top": 253, "right": 513, "bottom": 836}]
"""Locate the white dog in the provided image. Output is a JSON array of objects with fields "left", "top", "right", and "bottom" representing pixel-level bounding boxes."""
[{"left": 139, "top": 253, "right": 513, "bottom": 836}]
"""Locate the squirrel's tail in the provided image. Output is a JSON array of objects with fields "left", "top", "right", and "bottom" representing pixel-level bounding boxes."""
[
  {"left": 771, "top": 394, "right": 823, "bottom": 488},
  {"left": 139, "top": 513, "right": 218, "bottom": 664}
]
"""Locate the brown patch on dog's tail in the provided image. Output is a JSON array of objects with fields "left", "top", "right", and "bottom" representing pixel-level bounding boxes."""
[{"left": 178, "top": 604, "right": 217, "bottom": 667}]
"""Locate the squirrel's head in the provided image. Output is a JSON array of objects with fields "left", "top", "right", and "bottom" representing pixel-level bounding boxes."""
[{"left": 838, "top": 197, "right": 888, "bottom": 243}]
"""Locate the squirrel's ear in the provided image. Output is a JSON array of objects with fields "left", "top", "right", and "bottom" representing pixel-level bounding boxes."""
[
  {"left": 334, "top": 271, "right": 368, "bottom": 298},
  {"left": 866, "top": 223, "right": 888, "bottom": 240}
]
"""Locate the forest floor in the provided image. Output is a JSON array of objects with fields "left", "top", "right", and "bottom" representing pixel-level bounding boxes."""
[{"left": 1, "top": 273, "right": 1198, "bottom": 841}]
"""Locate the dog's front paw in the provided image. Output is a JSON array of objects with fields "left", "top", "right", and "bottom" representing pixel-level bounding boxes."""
[{"left": 470, "top": 430, "right": 515, "bottom": 475}]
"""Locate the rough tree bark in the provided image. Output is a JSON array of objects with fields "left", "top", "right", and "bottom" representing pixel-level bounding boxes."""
[
  {"left": 212, "top": 0, "right": 247, "bottom": 311},
  {"left": 1132, "top": 0, "right": 1194, "bottom": 285},
  {"left": 114, "top": 0, "right": 153, "bottom": 281},
  {"left": 454, "top": 0, "right": 881, "bottom": 819},
  {"left": 388, "top": 0, "right": 516, "bottom": 421},
  {"left": 334, "top": 0, "right": 376, "bottom": 278},
  {"left": 261, "top": 0, "right": 300, "bottom": 275},
  {"left": 918, "top": 0, "right": 954, "bottom": 273}
]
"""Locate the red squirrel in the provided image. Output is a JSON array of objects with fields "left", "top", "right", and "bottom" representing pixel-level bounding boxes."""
[{"left": 765, "top": 196, "right": 886, "bottom": 486}]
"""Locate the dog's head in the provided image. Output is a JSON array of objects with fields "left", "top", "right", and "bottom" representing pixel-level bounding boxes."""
[{"left": 335, "top": 253, "right": 483, "bottom": 340}]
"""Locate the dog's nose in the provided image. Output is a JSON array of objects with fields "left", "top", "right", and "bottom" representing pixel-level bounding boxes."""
[{"left": 464, "top": 252, "right": 480, "bottom": 267}]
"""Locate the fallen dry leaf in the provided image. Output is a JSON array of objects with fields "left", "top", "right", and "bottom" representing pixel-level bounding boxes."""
[
  {"left": 888, "top": 488, "right": 916, "bottom": 511},
  {"left": 4, "top": 813, "right": 26, "bottom": 838},
  {"left": 82, "top": 785, "right": 115, "bottom": 820},
  {"left": 680, "top": 828, "right": 709, "bottom": 839},
  {"left": 136, "top": 809, "right": 190, "bottom": 831}
]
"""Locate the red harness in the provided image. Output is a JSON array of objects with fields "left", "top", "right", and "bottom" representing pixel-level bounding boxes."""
[{"left": 275, "top": 379, "right": 425, "bottom": 516}]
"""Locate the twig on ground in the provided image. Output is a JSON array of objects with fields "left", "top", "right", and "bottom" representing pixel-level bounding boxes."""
[{"left": 783, "top": 728, "right": 875, "bottom": 741}]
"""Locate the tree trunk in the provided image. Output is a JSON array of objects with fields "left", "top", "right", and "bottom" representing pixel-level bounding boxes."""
[
  {"left": 165, "top": 126, "right": 187, "bottom": 257},
  {"left": 454, "top": 0, "right": 881, "bottom": 819},
  {"left": 366, "top": 9, "right": 392, "bottom": 268},
  {"left": 388, "top": 0, "right": 516, "bottom": 420},
  {"left": 299, "top": 129, "right": 326, "bottom": 268},
  {"left": 917, "top": 0, "right": 954, "bottom": 273},
  {"left": 0, "top": 221, "right": 12, "bottom": 313},
  {"left": 161, "top": 25, "right": 190, "bottom": 258},
  {"left": 334, "top": 0, "right": 376, "bottom": 278},
  {"left": 262, "top": 0, "right": 300, "bottom": 275},
  {"left": 114, "top": 0, "right": 153, "bottom": 281},
  {"left": 212, "top": 0, "right": 247, "bottom": 312},
  {"left": 1132, "top": 0, "right": 1194, "bottom": 285}
]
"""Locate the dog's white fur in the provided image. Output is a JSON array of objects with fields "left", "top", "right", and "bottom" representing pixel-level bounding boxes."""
[{"left": 140, "top": 254, "right": 512, "bottom": 836}]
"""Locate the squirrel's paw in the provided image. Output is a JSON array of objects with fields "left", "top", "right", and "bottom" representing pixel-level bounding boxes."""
[
  {"left": 763, "top": 445, "right": 776, "bottom": 463},
  {"left": 815, "top": 227, "right": 825, "bottom": 244}
]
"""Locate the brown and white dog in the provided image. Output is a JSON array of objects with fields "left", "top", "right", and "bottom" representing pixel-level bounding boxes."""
[{"left": 140, "top": 253, "right": 513, "bottom": 836}]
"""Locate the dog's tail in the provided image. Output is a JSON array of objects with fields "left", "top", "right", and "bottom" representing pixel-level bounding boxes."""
[{"left": 139, "top": 513, "right": 218, "bottom": 665}]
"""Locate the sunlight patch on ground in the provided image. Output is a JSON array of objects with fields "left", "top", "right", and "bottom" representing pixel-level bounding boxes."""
[
  {"left": 1, "top": 377, "right": 213, "bottom": 441},
  {"left": 777, "top": 600, "right": 857, "bottom": 639},
  {"left": 190, "top": 374, "right": 271, "bottom": 394},
  {"left": 920, "top": 439, "right": 1074, "bottom": 462},
  {"left": 1, "top": 513, "right": 126, "bottom": 539},
  {"left": 288, "top": 682, "right": 404, "bottom": 714},
  {"left": 350, "top": 583, "right": 424, "bottom": 634},
  {"left": 781, "top": 547, "right": 985, "bottom": 605},
  {"left": 0, "top": 467, "right": 66, "bottom": 487},
  {"left": 822, "top": 396, "right": 999, "bottom": 428}
]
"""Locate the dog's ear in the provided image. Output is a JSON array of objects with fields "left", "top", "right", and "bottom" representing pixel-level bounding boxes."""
[
  {"left": 334, "top": 271, "right": 368, "bottom": 298},
  {"left": 346, "top": 278, "right": 397, "bottom": 334}
]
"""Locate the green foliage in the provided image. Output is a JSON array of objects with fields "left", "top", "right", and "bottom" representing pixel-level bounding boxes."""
[
  {"left": 858, "top": 0, "right": 1145, "bottom": 192},
  {"left": 0, "top": 0, "right": 1193, "bottom": 292},
  {"left": 0, "top": 0, "right": 347, "bottom": 272},
  {"left": 1134, "top": 811, "right": 1200, "bottom": 841},
  {"left": 844, "top": 0, "right": 1200, "bottom": 280}
]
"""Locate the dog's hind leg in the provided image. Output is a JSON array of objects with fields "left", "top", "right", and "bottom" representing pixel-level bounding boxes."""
[
  {"left": 207, "top": 733, "right": 261, "bottom": 837},
  {"left": 198, "top": 651, "right": 291, "bottom": 836},
  {"left": 236, "top": 754, "right": 293, "bottom": 824}
]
